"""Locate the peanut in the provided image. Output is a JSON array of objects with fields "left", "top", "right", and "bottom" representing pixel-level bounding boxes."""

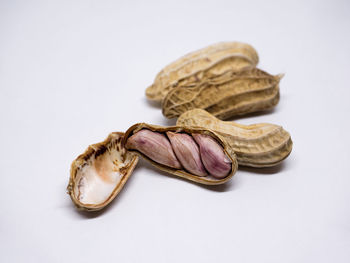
[
  {"left": 177, "top": 109, "right": 292, "bottom": 167},
  {"left": 166, "top": 132, "right": 207, "bottom": 177},
  {"left": 123, "top": 123, "right": 238, "bottom": 185},
  {"left": 192, "top": 134, "right": 231, "bottom": 179},
  {"left": 146, "top": 42, "right": 259, "bottom": 102},
  {"left": 126, "top": 129, "right": 181, "bottom": 169},
  {"left": 162, "top": 68, "right": 282, "bottom": 119}
]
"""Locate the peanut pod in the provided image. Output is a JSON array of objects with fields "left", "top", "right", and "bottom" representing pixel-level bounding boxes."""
[
  {"left": 123, "top": 123, "right": 238, "bottom": 185},
  {"left": 146, "top": 42, "right": 259, "bottom": 102},
  {"left": 162, "top": 68, "right": 282, "bottom": 120},
  {"left": 67, "top": 132, "right": 139, "bottom": 211},
  {"left": 176, "top": 109, "right": 292, "bottom": 167}
]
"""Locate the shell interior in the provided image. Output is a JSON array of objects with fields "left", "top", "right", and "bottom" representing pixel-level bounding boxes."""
[{"left": 68, "top": 132, "right": 138, "bottom": 211}]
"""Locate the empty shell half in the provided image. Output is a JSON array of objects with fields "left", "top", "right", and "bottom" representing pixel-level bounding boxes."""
[{"left": 67, "top": 132, "right": 139, "bottom": 211}]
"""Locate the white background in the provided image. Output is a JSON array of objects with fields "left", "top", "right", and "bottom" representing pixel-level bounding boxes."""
[{"left": 1, "top": 0, "right": 349, "bottom": 262}]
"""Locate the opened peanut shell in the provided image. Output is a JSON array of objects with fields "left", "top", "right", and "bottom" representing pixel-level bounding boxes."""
[
  {"left": 123, "top": 123, "right": 238, "bottom": 185},
  {"left": 67, "top": 132, "right": 139, "bottom": 211}
]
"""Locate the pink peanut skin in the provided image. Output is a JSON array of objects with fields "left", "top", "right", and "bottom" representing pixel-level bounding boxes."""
[
  {"left": 166, "top": 132, "right": 208, "bottom": 177},
  {"left": 126, "top": 129, "right": 181, "bottom": 169},
  {"left": 192, "top": 134, "right": 231, "bottom": 179}
]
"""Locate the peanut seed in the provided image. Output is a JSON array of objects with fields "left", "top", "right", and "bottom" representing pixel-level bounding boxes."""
[
  {"left": 166, "top": 131, "right": 207, "bottom": 177},
  {"left": 192, "top": 134, "right": 231, "bottom": 179},
  {"left": 126, "top": 129, "right": 181, "bottom": 169}
]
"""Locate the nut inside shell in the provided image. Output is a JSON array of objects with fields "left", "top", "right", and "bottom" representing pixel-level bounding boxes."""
[
  {"left": 67, "top": 132, "right": 139, "bottom": 211},
  {"left": 123, "top": 123, "right": 238, "bottom": 185}
]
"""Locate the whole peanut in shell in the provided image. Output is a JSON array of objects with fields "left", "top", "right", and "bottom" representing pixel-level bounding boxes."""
[
  {"left": 162, "top": 68, "right": 282, "bottom": 119},
  {"left": 146, "top": 42, "right": 259, "bottom": 102},
  {"left": 177, "top": 109, "right": 292, "bottom": 167}
]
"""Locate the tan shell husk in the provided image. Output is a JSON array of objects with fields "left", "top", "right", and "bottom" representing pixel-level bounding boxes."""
[
  {"left": 162, "top": 68, "right": 282, "bottom": 120},
  {"left": 123, "top": 123, "right": 238, "bottom": 185},
  {"left": 67, "top": 132, "right": 139, "bottom": 211},
  {"left": 146, "top": 42, "right": 259, "bottom": 102},
  {"left": 176, "top": 109, "right": 292, "bottom": 168}
]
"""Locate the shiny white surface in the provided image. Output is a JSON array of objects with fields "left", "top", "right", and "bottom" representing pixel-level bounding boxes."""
[
  {"left": 75, "top": 157, "right": 122, "bottom": 205},
  {"left": 1, "top": 0, "right": 349, "bottom": 262}
]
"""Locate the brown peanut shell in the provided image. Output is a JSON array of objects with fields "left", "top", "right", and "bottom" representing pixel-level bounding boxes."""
[
  {"left": 123, "top": 123, "right": 238, "bottom": 185},
  {"left": 176, "top": 109, "right": 292, "bottom": 167},
  {"left": 146, "top": 42, "right": 259, "bottom": 102},
  {"left": 162, "top": 68, "right": 282, "bottom": 119},
  {"left": 67, "top": 132, "right": 139, "bottom": 211}
]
